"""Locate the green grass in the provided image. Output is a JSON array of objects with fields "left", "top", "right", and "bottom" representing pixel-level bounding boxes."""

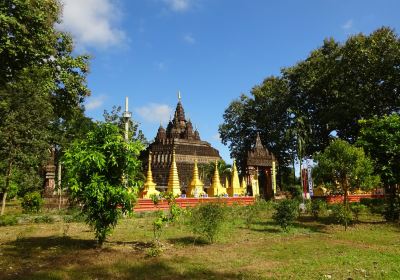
[{"left": 0, "top": 203, "right": 399, "bottom": 279}]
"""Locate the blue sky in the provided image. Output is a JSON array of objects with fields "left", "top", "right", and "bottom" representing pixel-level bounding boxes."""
[{"left": 58, "top": 0, "right": 400, "bottom": 162}]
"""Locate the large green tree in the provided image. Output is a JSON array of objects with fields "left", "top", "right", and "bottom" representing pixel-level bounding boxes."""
[
  {"left": 63, "top": 122, "right": 144, "bottom": 245},
  {"left": 313, "top": 139, "right": 380, "bottom": 229},
  {"left": 220, "top": 27, "right": 400, "bottom": 182},
  {"left": 0, "top": 0, "right": 91, "bottom": 214},
  {"left": 357, "top": 114, "right": 400, "bottom": 221}
]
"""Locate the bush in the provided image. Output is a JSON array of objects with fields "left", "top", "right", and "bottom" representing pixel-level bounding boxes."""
[
  {"left": 188, "top": 202, "right": 226, "bottom": 243},
  {"left": 384, "top": 195, "right": 400, "bottom": 222},
  {"left": 350, "top": 203, "right": 367, "bottom": 222},
  {"left": 272, "top": 199, "right": 299, "bottom": 231},
  {"left": 311, "top": 199, "right": 327, "bottom": 219},
  {"left": 21, "top": 191, "right": 43, "bottom": 213},
  {"left": 0, "top": 215, "right": 18, "bottom": 226},
  {"left": 286, "top": 185, "right": 303, "bottom": 200},
  {"left": 243, "top": 199, "right": 274, "bottom": 228},
  {"left": 360, "top": 198, "right": 386, "bottom": 215},
  {"left": 34, "top": 215, "right": 55, "bottom": 224},
  {"left": 330, "top": 204, "right": 353, "bottom": 227}
]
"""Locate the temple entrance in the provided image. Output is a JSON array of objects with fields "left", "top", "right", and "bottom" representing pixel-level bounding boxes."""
[{"left": 245, "top": 133, "right": 277, "bottom": 199}]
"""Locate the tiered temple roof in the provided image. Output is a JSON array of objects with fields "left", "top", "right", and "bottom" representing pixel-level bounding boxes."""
[{"left": 143, "top": 95, "right": 221, "bottom": 191}]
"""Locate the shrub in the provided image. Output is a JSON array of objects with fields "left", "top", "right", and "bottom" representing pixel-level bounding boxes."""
[
  {"left": 287, "top": 185, "right": 303, "bottom": 200},
  {"left": 360, "top": 198, "right": 386, "bottom": 215},
  {"left": 330, "top": 204, "right": 353, "bottom": 226},
  {"left": 0, "top": 215, "right": 18, "bottom": 226},
  {"left": 188, "top": 202, "right": 226, "bottom": 243},
  {"left": 350, "top": 203, "right": 368, "bottom": 222},
  {"left": 21, "top": 191, "right": 43, "bottom": 213},
  {"left": 34, "top": 215, "right": 55, "bottom": 224},
  {"left": 384, "top": 195, "right": 400, "bottom": 222},
  {"left": 272, "top": 199, "right": 299, "bottom": 231},
  {"left": 311, "top": 199, "right": 328, "bottom": 219}
]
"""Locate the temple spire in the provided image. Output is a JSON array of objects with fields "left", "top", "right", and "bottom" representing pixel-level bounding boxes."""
[
  {"left": 228, "top": 160, "right": 241, "bottom": 196},
  {"left": 167, "top": 148, "right": 181, "bottom": 196},
  {"left": 207, "top": 160, "right": 227, "bottom": 197},
  {"left": 178, "top": 90, "right": 181, "bottom": 101},
  {"left": 140, "top": 152, "right": 160, "bottom": 198},
  {"left": 187, "top": 158, "right": 205, "bottom": 197}
]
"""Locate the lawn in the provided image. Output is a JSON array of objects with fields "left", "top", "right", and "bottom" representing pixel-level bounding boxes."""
[{"left": 0, "top": 201, "right": 399, "bottom": 280}]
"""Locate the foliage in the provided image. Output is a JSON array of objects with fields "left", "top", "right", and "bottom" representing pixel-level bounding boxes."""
[
  {"left": 188, "top": 202, "right": 227, "bottom": 243},
  {"left": 220, "top": 27, "right": 400, "bottom": 175},
  {"left": 103, "top": 105, "right": 148, "bottom": 146},
  {"left": 243, "top": 199, "right": 274, "bottom": 228},
  {"left": 272, "top": 199, "right": 299, "bottom": 231},
  {"left": 33, "top": 215, "right": 55, "bottom": 224},
  {"left": 21, "top": 192, "right": 43, "bottom": 213},
  {"left": 198, "top": 160, "right": 231, "bottom": 186},
  {"left": 360, "top": 198, "right": 386, "bottom": 215},
  {"left": 313, "top": 140, "right": 379, "bottom": 229},
  {"left": 0, "top": 0, "right": 91, "bottom": 215},
  {"left": 63, "top": 122, "right": 144, "bottom": 245},
  {"left": 349, "top": 203, "right": 368, "bottom": 222},
  {"left": 330, "top": 204, "right": 353, "bottom": 226},
  {"left": 0, "top": 215, "right": 18, "bottom": 226},
  {"left": 311, "top": 199, "right": 328, "bottom": 219},
  {"left": 286, "top": 185, "right": 303, "bottom": 200},
  {"left": 357, "top": 114, "right": 400, "bottom": 188},
  {"left": 384, "top": 195, "right": 400, "bottom": 222}
]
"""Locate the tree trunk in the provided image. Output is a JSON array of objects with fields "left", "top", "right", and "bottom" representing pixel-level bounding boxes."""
[
  {"left": 1, "top": 161, "right": 13, "bottom": 216},
  {"left": 58, "top": 162, "right": 62, "bottom": 210},
  {"left": 343, "top": 184, "right": 348, "bottom": 231}
]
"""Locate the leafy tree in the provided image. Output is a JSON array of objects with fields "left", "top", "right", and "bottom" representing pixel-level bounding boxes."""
[
  {"left": 198, "top": 160, "right": 232, "bottom": 186},
  {"left": 272, "top": 199, "right": 299, "bottom": 231},
  {"left": 357, "top": 114, "right": 400, "bottom": 221},
  {"left": 313, "top": 139, "right": 380, "bottom": 230},
  {"left": 0, "top": 0, "right": 91, "bottom": 214},
  {"left": 63, "top": 122, "right": 144, "bottom": 246},
  {"left": 220, "top": 27, "right": 400, "bottom": 183},
  {"left": 103, "top": 105, "right": 148, "bottom": 146}
]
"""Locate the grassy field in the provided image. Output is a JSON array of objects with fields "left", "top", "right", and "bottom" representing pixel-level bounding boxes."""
[{"left": 0, "top": 201, "right": 399, "bottom": 280}]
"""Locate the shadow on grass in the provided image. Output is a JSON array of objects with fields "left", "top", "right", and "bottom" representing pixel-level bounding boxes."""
[
  {"left": 167, "top": 236, "right": 209, "bottom": 246},
  {"left": 10, "top": 261, "right": 253, "bottom": 280},
  {"left": 250, "top": 217, "right": 328, "bottom": 233}
]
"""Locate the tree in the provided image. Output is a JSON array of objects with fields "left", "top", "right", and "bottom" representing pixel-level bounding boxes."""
[
  {"left": 63, "top": 122, "right": 144, "bottom": 245},
  {"left": 357, "top": 114, "right": 400, "bottom": 221},
  {"left": 103, "top": 105, "right": 148, "bottom": 146},
  {"left": 313, "top": 139, "right": 380, "bottom": 229},
  {"left": 0, "top": 0, "right": 91, "bottom": 214}
]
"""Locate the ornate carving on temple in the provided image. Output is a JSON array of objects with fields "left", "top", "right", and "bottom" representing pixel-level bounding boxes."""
[{"left": 245, "top": 133, "right": 277, "bottom": 198}]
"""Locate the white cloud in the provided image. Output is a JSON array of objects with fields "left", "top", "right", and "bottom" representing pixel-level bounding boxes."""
[
  {"left": 57, "top": 0, "right": 126, "bottom": 49},
  {"left": 212, "top": 133, "right": 221, "bottom": 141},
  {"left": 183, "top": 33, "right": 195, "bottom": 44},
  {"left": 135, "top": 103, "right": 173, "bottom": 123},
  {"left": 342, "top": 19, "right": 353, "bottom": 30},
  {"left": 86, "top": 95, "right": 106, "bottom": 110},
  {"left": 163, "top": 0, "right": 192, "bottom": 12}
]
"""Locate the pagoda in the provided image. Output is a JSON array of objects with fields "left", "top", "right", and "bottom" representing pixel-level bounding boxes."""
[{"left": 143, "top": 93, "right": 221, "bottom": 193}]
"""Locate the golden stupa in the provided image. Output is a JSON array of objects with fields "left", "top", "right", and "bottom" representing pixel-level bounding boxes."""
[
  {"left": 207, "top": 160, "right": 227, "bottom": 197},
  {"left": 167, "top": 149, "right": 181, "bottom": 196},
  {"left": 140, "top": 152, "right": 160, "bottom": 199},
  {"left": 187, "top": 159, "right": 206, "bottom": 197},
  {"left": 240, "top": 177, "right": 247, "bottom": 196},
  {"left": 227, "top": 160, "right": 241, "bottom": 196}
]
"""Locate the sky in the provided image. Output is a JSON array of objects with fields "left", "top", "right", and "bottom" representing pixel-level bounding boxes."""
[{"left": 57, "top": 0, "right": 400, "bottom": 162}]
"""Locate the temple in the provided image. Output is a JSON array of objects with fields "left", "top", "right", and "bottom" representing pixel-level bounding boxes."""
[
  {"left": 245, "top": 133, "right": 277, "bottom": 198},
  {"left": 142, "top": 94, "right": 221, "bottom": 193}
]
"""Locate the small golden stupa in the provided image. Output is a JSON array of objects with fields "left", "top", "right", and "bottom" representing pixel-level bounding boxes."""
[
  {"left": 227, "top": 160, "right": 241, "bottom": 196},
  {"left": 225, "top": 176, "right": 229, "bottom": 189},
  {"left": 140, "top": 152, "right": 160, "bottom": 199},
  {"left": 187, "top": 159, "right": 206, "bottom": 197},
  {"left": 167, "top": 149, "right": 181, "bottom": 196},
  {"left": 240, "top": 177, "right": 247, "bottom": 196},
  {"left": 207, "top": 160, "right": 227, "bottom": 196}
]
